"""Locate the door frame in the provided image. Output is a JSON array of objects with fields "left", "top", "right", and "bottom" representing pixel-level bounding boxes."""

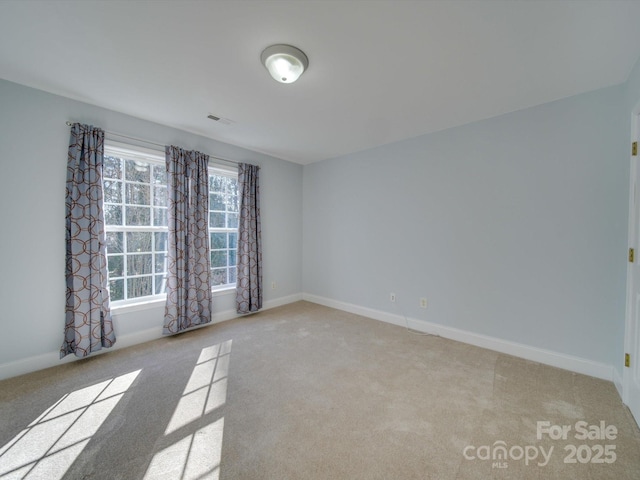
[{"left": 623, "top": 104, "right": 640, "bottom": 424}]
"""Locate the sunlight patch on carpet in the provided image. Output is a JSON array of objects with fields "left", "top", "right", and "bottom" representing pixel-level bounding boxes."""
[
  {"left": 143, "top": 418, "right": 224, "bottom": 480},
  {"left": 165, "top": 340, "right": 231, "bottom": 435},
  {"left": 144, "top": 341, "right": 231, "bottom": 480},
  {"left": 0, "top": 370, "right": 141, "bottom": 480}
]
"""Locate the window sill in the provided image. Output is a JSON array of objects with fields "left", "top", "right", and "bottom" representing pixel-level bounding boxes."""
[
  {"left": 111, "top": 286, "right": 236, "bottom": 315},
  {"left": 212, "top": 286, "right": 237, "bottom": 297}
]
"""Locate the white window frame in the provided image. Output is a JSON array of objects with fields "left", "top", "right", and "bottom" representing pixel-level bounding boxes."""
[{"left": 103, "top": 141, "right": 238, "bottom": 308}]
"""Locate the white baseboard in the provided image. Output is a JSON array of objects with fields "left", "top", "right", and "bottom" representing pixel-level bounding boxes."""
[
  {"left": 1, "top": 292, "right": 613, "bottom": 384},
  {"left": 264, "top": 292, "right": 304, "bottom": 310},
  {"left": 0, "top": 293, "right": 303, "bottom": 381},
  {"left": 302, "top": 293, "right": 616, "bottom": 382}
]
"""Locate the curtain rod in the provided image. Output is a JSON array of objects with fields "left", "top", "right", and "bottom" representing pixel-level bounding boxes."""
[{"left": 65, "top": 121, "right": 241, "bottom": 166}]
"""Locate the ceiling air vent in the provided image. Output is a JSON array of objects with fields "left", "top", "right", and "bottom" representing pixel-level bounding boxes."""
[{"left": 207, "top": 114, "right": 234, "bottom": 126}]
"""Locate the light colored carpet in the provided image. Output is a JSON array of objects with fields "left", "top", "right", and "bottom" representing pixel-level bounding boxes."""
[{"left": 0, "top": 301, "right": 639, "bottom": 479}]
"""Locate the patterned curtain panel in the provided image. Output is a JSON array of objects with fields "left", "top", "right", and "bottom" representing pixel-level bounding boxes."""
[
  {"left": 61, "top": 123, "right": 116, "bottom": 358},
  {"left": 164, "top": 146, "right": 213, "bottom": 334},
  {"left": 236, "top": 163, "right": 262, "bottom": 314}
]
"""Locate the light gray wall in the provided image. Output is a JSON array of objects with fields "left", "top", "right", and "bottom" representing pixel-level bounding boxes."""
[
  {"left": 627, "top": 53, "right": 640, "bottom": 114},
  {"left": 303, "top": 84, "right": 629, "bottom": 368},
  {"left": 0, "top": 79, "right": 303, "bottom": 369}
]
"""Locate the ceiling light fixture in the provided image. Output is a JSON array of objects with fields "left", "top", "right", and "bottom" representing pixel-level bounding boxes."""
[{"left": 261, "top": 44, "right": 308, "bottom": 84}]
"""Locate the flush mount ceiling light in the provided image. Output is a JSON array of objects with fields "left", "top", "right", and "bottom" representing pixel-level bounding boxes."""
[{"left": 261, "top": 44, "right": 308, "bottom": 84}]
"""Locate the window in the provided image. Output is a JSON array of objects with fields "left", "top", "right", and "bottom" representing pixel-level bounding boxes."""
[
  {"left": 208, "top": 172, "right": 239, "bottom": 288},
  {"left": 103, "top": 143, "right": 238, "bottom": 305}
]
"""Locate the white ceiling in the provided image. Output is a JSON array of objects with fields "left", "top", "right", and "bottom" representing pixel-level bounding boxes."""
[{"left": 1, "top": 0, "right": 640, "bottom": 165}]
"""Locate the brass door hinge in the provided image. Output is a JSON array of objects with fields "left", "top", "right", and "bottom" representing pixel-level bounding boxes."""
[
  {"left": 625, "top": 353, "right": 630, "bottom": 368},
  {"left": 633, "top": 142, "right": 638, "bottom": 156},
  {"left": 630, "top": 248, "right": 635, "bottom": 263}
]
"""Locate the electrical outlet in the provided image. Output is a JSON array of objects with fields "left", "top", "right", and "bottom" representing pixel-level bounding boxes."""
[
  {"left": 420, "top": 297, "right": 428, "bottom": 308},
  {"left": 271, "top": 281, "right": 277, "bottom": 290},
  {"left": 390, "top": 293, "right": 396, "bottom": 303}
]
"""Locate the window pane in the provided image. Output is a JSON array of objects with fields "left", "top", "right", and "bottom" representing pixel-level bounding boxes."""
[
  {"left": 127, "top": 276, "right": 152, "bottom": 299},
  {"left": 210, "top": 175, "right": 224, "bottom": 192},
  {"left": 153, "top": 165, "right": 167, "bottom": 185},
  {"left": 104, "top": 204, "right": 123, "bottom": 225},
  {"left": 154, "top": 207, "right": 168, "bottom": 227},
  {"left": 210, "top": 193, "right": 225, "bottom": 211},
  {"left": 228, "top": 267, "right": 237, "bottom": 284},
  {"left": 229, "top": 249, "right": 236, "bottom": 267},
  {"left": 211, "top": 268, "right": 227, "bottom": 286},
  {"left": 155, "top": 232, "right": 168, "bottom": 252},
  {"left": 126, "top": 183, "right": 150, "bottom": 205},
  {"left": 106, "top": 232, "right": 123, "bottom": 254},
  {"left": 228, "top": 195, "right": 239, "bottom": 212},
  {"left": 155, "top": 275, "right": 167, "bottom": 294},
  {"left": 209, "top": 212, "right": 225, "bottom": 228},
  {"left": 228, "top": 232, "right": 237, "bottom": 249},
  {"left": 104, "top": 157, "right": 122, "bottom": 179},
  {"left": 125, "top": 159, "right": 151, "bottom": 183},
  {"left": 227, "top": 178, "right": 238, "bottom": 196},
  {"left": 104, "top": 180, "right": 122, "bottom": 203},
  {"left": 127, "top": 232, "right": 152, "bottom": 253},
  {"left": 154, "top": 186, "right": 167, "bottom": 206},
  {"left": 155, "top": 253, "right": 167, "bottom": 273},
  {"left": 227, "top": 213, "right": 238, "bottom": 229},
  {"left": 211, "top": 251, "right": 227, "bottom": 268},
  {"left": 109, "top": 279, "right": 124, "bottom": 301},
  {"left": 210, "top": 233, "right": 226, "bottom": 249},
  {"left": 126, "top": 206, "right": 151, "bottom": 226},
  {"left": 127, "top": 253, "right": 152, "bottom": 275},
  {"left": 108, "top": 255, "right": 123, "bottom": 277}
]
